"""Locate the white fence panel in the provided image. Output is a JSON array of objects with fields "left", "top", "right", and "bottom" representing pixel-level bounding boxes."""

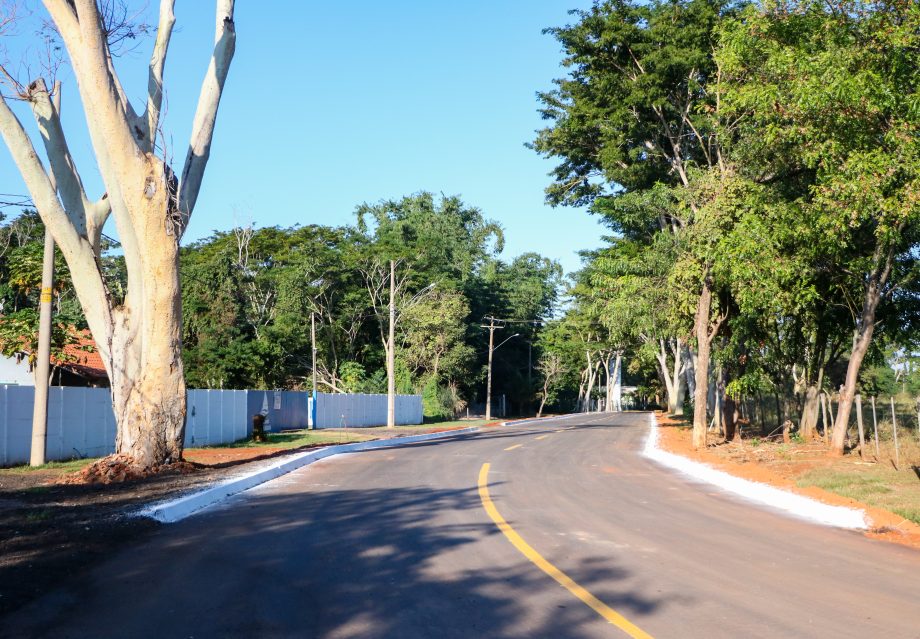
[
  {"left": 1, "top": 386, "right": 33, "bottom": 465},
  {"left": 0, "top": 386, "right": 422, "bottom": 465},
  {"left": 1, "top": 386, "right": 254, "bottom": 466},
  {"left": 185, "top": 389, "right": 249, "bottom": 447},
  {"left": 313, "top": 392, "right": 422, "bottom": 429}
]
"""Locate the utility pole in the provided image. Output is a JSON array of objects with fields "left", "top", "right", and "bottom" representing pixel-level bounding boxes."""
[
  {"left": 30, "top": 83, "right": 62, "bottom": 468},
  {"left": 30, "top": 228, "right": 54, "bottom": 467},
  {"left": 481, "top": 317, "right": 519, "bottom": 421},
  {"left": 387, "top": 259, "right": 396, "bottom": 428},
  {"left": 484, "top": 317, "right": 498, "bottom": 421},
  {"left": 310, "top": 311, "right": 317, "bottom": 430}
]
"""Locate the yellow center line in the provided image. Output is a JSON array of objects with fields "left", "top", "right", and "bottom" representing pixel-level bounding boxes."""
[
  {"left": 477, "top": 463, "right": 654, "bottom": 639},
  {"left": 535, "top": 434, "right": 550, "bottom": 440},
  {"left": 504, "top": 444, "right": 523, "bottom": 451}
]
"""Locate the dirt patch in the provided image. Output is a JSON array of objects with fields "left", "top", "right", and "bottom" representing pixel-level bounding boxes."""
[{"left": 654, "top": 413, "right": 920, "bottom": 551}]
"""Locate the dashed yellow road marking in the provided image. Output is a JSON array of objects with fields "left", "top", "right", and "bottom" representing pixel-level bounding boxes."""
[
  {"left": 504, "top": 444, "right": 523, "bottom": 451},
  {"left": 535, "top": 434, "right": 550, "bottom": 440},
  {"left": 478, "top": 463, "right": 654, "bottom": 639}
]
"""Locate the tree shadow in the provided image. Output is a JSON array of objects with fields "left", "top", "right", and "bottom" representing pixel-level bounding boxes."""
[{"left": 5, "top": 482, "right": 674, "bottom": 638}]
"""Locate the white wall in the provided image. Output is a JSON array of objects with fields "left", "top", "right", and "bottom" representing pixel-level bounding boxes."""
[
  {"left": 0, "top": 386, "right": 250, "bottom": 466},
  {"left": 185, "top": 390, "right": 249, "bottom": 447},
  {"left": 0, "top": 355, "right": 34, "bottom": 386},
  {"left": 0, "top": 387, "right": 424, "bottom": 466},
  {"left": 314, "top": 392, "right": 423, "bottom": 428}
]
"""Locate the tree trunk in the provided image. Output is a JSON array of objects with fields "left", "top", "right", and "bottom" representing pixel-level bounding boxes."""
[
  {"left": 799, "top": 384, "right": 821, "bottom": 440},
  {"left": 656, "top": 338, "right": 687, "bottom": 415},
  {"left": 604, "top": 353, "right": 614, "bottom": 413},
  {"left": 692, "top": 282, "right": 713, "bottom": 449},
  {"left": 723, "top": 394, "right": 738, "bottom": 442},
  {"left": 673, "top": 369, "right": 687, "bottom": 417},
  {"left": 670, "top": 338, "right": 686, "bottom": 416},
  {"left": 709, "top": 366, "right": 723, "bottom": 435},
  {"left": 537, "top": 392, "right": 547, "bottom": 419},
  {"left": 655, "top": 339, "right": 676, "bottom": 413},
  {"left": 0, "top": 1, "right": 236, "bottom": 471},
  {"left": 584, "top": 359, "right": 598, "bottom": 413},
  {"left": 830, "top": 247, "right": 891, "bottom": 455},
  {"left": 684, "top": 344, "right": 697, "bottom": 400},
  {"left": 110, "top": 172, "right": 187, "bottom": 466}
]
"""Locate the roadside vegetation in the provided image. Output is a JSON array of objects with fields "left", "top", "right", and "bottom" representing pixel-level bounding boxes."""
[{"left": 532, "top": 0, "right": 920, "bottom": 457}]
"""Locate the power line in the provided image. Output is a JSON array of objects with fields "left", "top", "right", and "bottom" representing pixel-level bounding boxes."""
[
  {"left": 0, "top": 194, "right": 120, "bottom": 248},
  {"left": 480, "top": 316, "right": 543, "bottom": 326},
  {"left": 0, "top": 193, "right": 33, "bottom": 210}
]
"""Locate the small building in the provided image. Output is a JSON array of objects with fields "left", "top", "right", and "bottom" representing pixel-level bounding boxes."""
[{"left": 0, "top": 332, "right": 109, "bottom": 387}]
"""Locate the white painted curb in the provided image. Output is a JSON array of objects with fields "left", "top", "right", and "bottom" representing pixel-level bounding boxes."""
[
  {"left": 642, "top": 413, "right": 868, "bottom": 530},
  {"left": 141, "top": 426, "right": 484, "bottom": 523}
]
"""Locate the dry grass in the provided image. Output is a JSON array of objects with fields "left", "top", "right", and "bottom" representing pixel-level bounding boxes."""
[
  {"left": 796, "top": 464, "right": 920, "bottom": 525},
  {"left": 705, "top": 423, "right": 920, "bottom": 526}
]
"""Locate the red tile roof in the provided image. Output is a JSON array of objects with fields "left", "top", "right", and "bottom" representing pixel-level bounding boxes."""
[{"left": 55, "top": 331, "right": 107, "bottom": 380}]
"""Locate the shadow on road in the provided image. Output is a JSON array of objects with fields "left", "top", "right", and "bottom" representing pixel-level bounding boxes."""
[{"left": 6, "top": 479, "right": 669, "bottom": 638}]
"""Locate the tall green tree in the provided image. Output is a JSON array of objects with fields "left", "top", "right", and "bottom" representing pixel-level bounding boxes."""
[
  {"left": 534, "top": 0, "right": 738, "bottom": 446},
  {"left": 719, "top": 0, "right": 920, "bottom": 453}
]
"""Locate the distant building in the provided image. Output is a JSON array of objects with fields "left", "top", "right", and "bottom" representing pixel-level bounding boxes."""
[{"left": 0, "top": 332, "right": 109, "bottom": 387}]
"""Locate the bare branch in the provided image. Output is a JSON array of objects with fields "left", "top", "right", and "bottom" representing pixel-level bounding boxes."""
[
  {"left": 87, "top": 195, "right": 111, "bottom": 254},
  {"left": 40, "top": 0, "right": 78, "bottom": 36},
  {"left": 27, "top": 78, "right": 91, "bottom": 236},
  {"left": 143, "top": 0, "right": 176, "bottom": 150},
  {"left": 0, "top": 89, "right": 78, "bottom": 252},
  {"left": 54, "top": 0, "right": 141, "bottom": 169},
  {"left": 178, "top": 0, "right": 236, "bottom": 224}
]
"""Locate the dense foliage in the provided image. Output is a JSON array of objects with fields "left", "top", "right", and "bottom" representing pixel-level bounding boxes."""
[
  {"left": 0, "top": 193, "right": 563, "bottom": 419},
  {"left": 534, "top": 0, "right": 920, "bottom": 450}
]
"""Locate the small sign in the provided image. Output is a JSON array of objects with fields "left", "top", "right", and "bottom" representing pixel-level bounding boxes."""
[{"left": 274, "top": 392, "right": 282, "bottom": 410}]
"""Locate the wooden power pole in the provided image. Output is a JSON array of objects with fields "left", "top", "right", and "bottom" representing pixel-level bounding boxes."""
[
  {"left": 30, "top": 230, "right": 54, "bottom": 467},
  {"left": 483, "top": 316, "right": 500, "bottom": 421}
]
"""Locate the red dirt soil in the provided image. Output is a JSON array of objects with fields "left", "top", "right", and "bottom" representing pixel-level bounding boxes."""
[{"left": 654, "top": 413, "right": 920, "bottom": 551}]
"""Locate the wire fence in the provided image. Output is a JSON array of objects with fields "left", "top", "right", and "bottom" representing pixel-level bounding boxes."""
[{"left": 734, "top": 392, "right": 920, "bottom": 468}]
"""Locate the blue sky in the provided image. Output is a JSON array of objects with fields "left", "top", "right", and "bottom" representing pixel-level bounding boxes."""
[{"left": 0, "top": 1, "right": 605, "bottom": 274}]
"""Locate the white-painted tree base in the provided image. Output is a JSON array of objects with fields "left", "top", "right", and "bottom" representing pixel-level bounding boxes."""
[{"left": 643, "top": 413, "right": 868, "bottom": 530}]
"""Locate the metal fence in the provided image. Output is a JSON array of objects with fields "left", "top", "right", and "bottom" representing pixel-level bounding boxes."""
[
  {"left": 313, "top": 392, "right": 423, "bottom": 428},
  {"left": 0, "top": 386, "right": 423, "bottom": 466},
  {"left": 723, "top": 392, "right": 920, "bottom": 444}
]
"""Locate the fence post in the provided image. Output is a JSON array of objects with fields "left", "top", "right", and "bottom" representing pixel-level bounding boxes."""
[
  {"left": 855, "top": 394, "right": 865, "bottom": 460},
  {"left": 916, "top": 397, "right": 920, "bottom": 441},
  {"left": 871, "top": 396, "right": 880, "bottom": 460},
  {"left": 820, "top": 393, "right": 829, "bottom": 442},
  {"left": 890, "top": 395, "right": 900, "bottom": 471}
]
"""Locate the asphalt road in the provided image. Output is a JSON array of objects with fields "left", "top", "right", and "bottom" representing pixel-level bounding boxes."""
[{"left": 6, "top": 412, "right": 920, "bottom": 638}]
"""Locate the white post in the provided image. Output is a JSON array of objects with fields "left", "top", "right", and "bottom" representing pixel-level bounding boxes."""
[
  {"left": 387, "top": 260, "right": 396, "bottom": 429},
  {"left": 310, "top": 311, "right": 316, "bottom": 429}
]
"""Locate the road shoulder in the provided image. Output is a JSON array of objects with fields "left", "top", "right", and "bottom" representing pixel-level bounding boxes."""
[{"left": 649, "top": 412, "right": 920, "bottom": 550}]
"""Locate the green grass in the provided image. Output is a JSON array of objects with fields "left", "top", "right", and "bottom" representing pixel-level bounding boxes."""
[
  {"left": 797, "top": 465, "right": 920, "bottom": 525},
  {"left": 197, "top": 429, "right": 374, "bottom": 451},
  {"left": 0, "top": 457, "right": 97, "bottom": 475}
]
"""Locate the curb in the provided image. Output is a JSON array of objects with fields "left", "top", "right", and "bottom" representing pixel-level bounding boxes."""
[
  {"left": 642, "top": 413, "right": 868, "bottom": 530},
  {"left": 141, "top": 425, "right": 485, "bottom": 523}
]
